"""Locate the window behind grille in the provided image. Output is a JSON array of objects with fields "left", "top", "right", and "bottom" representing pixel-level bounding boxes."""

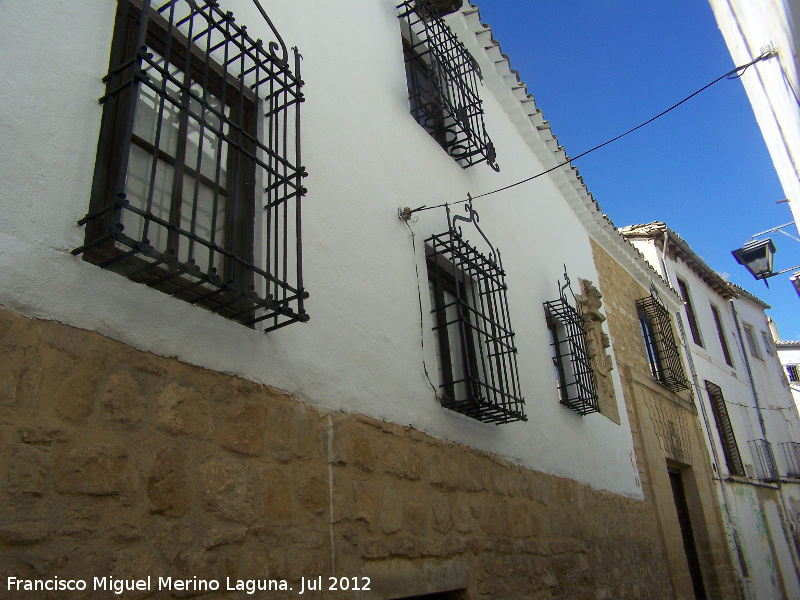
[
  {"left": 74, "top": 0, "right": 307, "bottom": 332},
  {"left": 424, "top": 224, "right": 525, "bottom": 425},
  {"left": 543, "top": 300, "right": 599, "bottom": 416},
  {"left": 635, "top": 294, "right": 689, "bottom": 392},
  {"left": 397, "top": 0, "right": 498, "bottom": 171},
  {"left": 705, "top": 381, "right": 745, "bottom": 477}
]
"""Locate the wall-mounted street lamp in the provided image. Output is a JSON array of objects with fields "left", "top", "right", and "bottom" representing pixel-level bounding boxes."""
[
  {"left": 732, "top": 238, "right": 776, "bottom": 280},
  {"left": 731, "top": 222, "right": 800, "bottom": 291}
]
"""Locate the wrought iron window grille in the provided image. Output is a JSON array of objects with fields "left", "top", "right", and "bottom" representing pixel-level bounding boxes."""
[
  {"left": 780, "top": 441, "right": 800, "bottom": 478},
  {"left": 635, "top": 290, "right": 690, "bottom": 393},
  {"left": 397, "top": 0, "right": 498, "bottom": 171},
  {"left": 73, "top": 0, "right": 308, "bottom": 332},
  {"left": 425, "top": 197, "right": 524, "bottom": 424},
  {"left": 788, "top": 364, "right": 800, "bottom": 383},
  {"left": 543, "top": 266, "right": 599, "bottom": 416},
  {"left": 705, "top": 380, "right": 746, "bottom": 477},
  {"left": 749, "top": 438, "right": 780, "bottom": 482}
]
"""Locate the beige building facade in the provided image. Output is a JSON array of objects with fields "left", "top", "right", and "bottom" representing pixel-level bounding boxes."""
[{"left": 590, "top": 239, "right": 741, "bottom": 600}]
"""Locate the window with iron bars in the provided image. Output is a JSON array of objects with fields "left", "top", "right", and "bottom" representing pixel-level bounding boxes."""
[
  {"left": 787, "top": 364, "right": 800, "bottom": 383},
  {"left": 636, "top": 294, "right": 690, "bottom": 393},
  {"left": 425, "top": 203, "right": 524, "bottom": 424},
  {"left": 397, "top": 0, "right": 498, "bottom": 171},
  {"left": 543, "top": 272, "right": 599, "bottom": 416},
  {"left": 705, "top": 381, "right": 745, "bottom": 477},
  {"left": 74, "top": 0, "right": 308, "bottom": 332}
]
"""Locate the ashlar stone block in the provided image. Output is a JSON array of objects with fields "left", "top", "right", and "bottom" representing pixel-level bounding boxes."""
[
  {"left": 102, "top": 371, "right": 147, "bottom": 427},
  {"left": 155, "top": 383, "right": 212, "bottom": 440},
  {"left": 54, "top": 443, "right": 138, "bottom": 498},
  {"left": 147, "top": 447, "right": 190, "bottom": 517},
  {"left": 218, "top": 403, "right": 268, "bottom": 456}
]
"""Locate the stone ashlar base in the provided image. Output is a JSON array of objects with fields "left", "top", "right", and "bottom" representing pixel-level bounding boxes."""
[{"left": 0, "top": 307, "right": 674, "bottom": 599}]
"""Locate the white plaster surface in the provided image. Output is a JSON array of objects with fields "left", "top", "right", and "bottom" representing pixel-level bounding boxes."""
[
  {"left": 708, "top": 0, "right": 800, "bottom": 235},
  {"left": 0, "top": 0, "right": 651, "bottom": 497}
]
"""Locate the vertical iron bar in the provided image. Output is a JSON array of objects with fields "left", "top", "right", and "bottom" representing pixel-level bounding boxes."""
[{"left": 294, "top": 46, "right": 305, "bottom": 321}]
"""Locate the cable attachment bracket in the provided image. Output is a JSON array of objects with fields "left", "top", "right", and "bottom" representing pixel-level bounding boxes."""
[{"left": 398, "top": 206, "right": 423, "bottom": 222}]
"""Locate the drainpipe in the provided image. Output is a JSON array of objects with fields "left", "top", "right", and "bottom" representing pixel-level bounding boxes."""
[{"left": 657, "top": 232, "right": 750, "bottom": 596}]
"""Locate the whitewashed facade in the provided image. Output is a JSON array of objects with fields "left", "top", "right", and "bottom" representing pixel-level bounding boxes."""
[
  {"left": 707, "top": 0, "right": 800, "bottom": 238},
  {"left": 623, "top": 222, "right": 800, "bottom": 600},
  {"left": 0, "top": 0, "right": 681, "bottom": 500}
]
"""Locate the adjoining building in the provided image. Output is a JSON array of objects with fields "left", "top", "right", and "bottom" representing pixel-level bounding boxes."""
[
  {"left": 707, "top": 0, "right": 800, "bottom": 237},
  {"left": 775, "top": 336, "right": 800, "bottom": 423},
  {"left": 622, "top": 221, "right": 800, "bottom": 600}
]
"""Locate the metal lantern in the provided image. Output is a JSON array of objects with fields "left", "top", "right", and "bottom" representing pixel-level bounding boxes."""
[{"left": 732, "top": 238, "right": 777, "bottom": 280}]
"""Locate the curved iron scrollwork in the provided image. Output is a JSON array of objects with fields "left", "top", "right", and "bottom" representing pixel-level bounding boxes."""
[
  {"left": 544, "top": 265, "right": 599, "bottom": 416},
  {"left": 251, "top": 0, "right": 289, "bottom": 67},
  {"left": 557, "top": 264, "right": 579, "bottom": 311},
  {"left": 448, "top": 194, "right": 496, "bottom": 263},
  {"left": 425, "top": 197, "right": 525, "bottom": 424}
]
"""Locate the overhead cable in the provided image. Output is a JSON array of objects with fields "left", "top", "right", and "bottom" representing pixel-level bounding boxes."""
[{"left": 411, "top": 47, "right": 778, "bottom": 215}]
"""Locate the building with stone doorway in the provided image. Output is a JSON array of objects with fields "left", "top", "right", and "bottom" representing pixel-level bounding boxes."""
[{"left": 622, "top": 221, "right": 800, "bottom": 600}]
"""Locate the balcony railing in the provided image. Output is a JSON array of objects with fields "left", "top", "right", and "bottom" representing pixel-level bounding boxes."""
[
  {"left": 749, "top": 439, "right": 780, "bottom": 482},
  {"left": 780, "top": 441, "right": 800, "bottom": 478}
]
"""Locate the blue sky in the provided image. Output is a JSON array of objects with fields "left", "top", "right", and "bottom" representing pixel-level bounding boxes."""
[{"left": 473, "top": 0, "right": 799, "bottom": 340}]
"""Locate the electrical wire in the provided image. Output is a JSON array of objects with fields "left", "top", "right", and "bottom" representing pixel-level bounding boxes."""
[
  {"left": 406, "top": 220, "right": 439, "bottom": 395},
  {"left": 411, "top": 48, "right": 777, "bottom": 215}
]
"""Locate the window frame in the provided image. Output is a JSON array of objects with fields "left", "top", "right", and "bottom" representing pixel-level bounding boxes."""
[
  {"left": 743, "top": 323, "right": 763, "bottom": 361},
  {"left": 74, "top": 0, "right": 308, "bottom": 332},
  {"left": 705, "top": 381, "right": 745, "bottom": 477},
  {"left": 710, "top": 303, "right": 734, "bottom": 368},
  {"left": 426, "top": 250, "right": 478, "bottom": 405},
  {"left": 635, "top": 293, "right": 690, "bottom": 393},
  {"left": 676, "top": 277, "right": 703, "bottom": 347},
  {"left": 787, "top": 364, "right": 800, "bottom": 383},
  {"left": 761, "top": 331, "right": 774, "bottom": 356}
]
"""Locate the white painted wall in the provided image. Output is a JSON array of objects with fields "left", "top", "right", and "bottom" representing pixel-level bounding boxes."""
[
  {"left": 708, "top": 0, "right": 800, "bottom": 235},
  {"left": 628, "top": 234, "right": 800, "bottom": 599},
  {"left": 0, "top": 1, "right": 647, "bottom": 496}
]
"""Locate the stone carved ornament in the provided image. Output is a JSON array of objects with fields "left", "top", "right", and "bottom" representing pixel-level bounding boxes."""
[{"left": 575, "top": 279, "right": 615, "bottom": 402}]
